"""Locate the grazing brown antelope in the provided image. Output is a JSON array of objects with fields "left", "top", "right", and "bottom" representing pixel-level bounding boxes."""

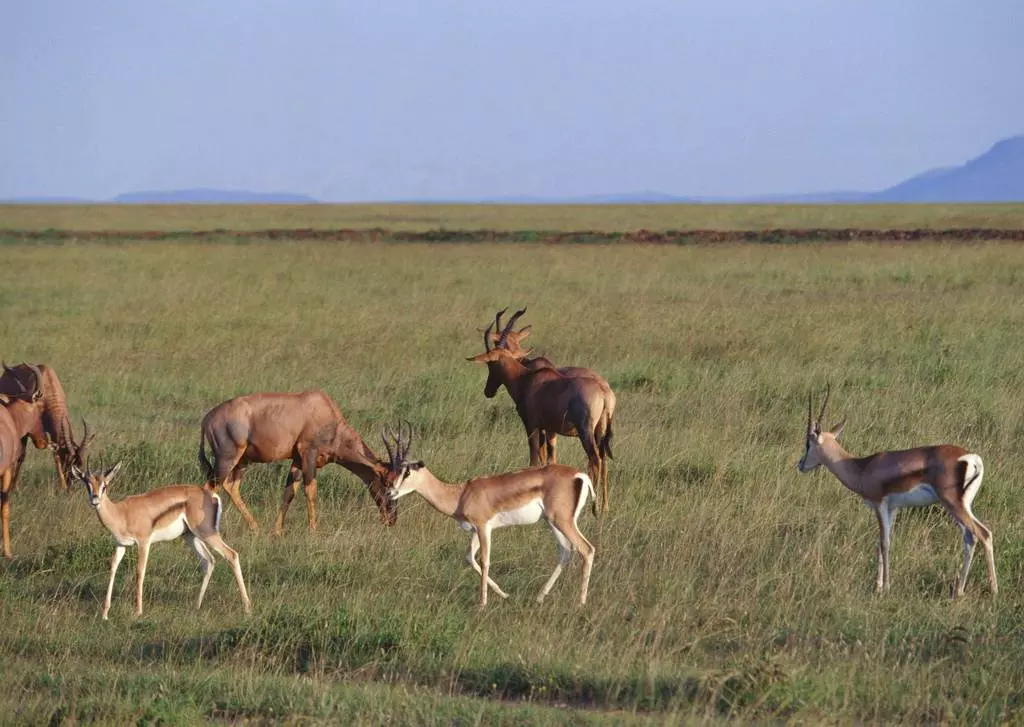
[
  {"left": 469, "top": 315, "right": 615, "bottom": 514},
  {"left": 483, "top": 308, "right": 617, "bottom": 468},
  {"left": 72, "top": 461, "right": 252, "bottom": 619},
  {"left": 382, "top": 423, "right": 595, "bottom": 610},
  {"left": 797, "top": 387, "right": 997, "bottom": 598},
  {"left": 0, "top": 367, "right": 47, "bottom": 559},
  {"left": 1, "top": 362, "right": 80, "bottom": 490},
  {"left": 198, "top": 390, "right": 397, "bottom": 534}
]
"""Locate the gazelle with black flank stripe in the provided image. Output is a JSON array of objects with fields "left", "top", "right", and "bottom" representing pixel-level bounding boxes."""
[
  {"left": 797, "top": 387, "right": 997, "bottom": 598},
  {"left": 73, "top": 461, "right": 252, "bottom": 619},
  {"left": 381, "top": 423, "right": 596, "bottom": 610}
]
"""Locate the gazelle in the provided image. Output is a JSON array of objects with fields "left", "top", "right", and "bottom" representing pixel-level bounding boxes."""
[
  {"left": 72, "top": 461, "right": 252, "bottom": 619},
  {"left": 797, "top": 387, "right": 997, "bottom": 598},
  {"left": 381, "top": 423, "right": 596, "bottom": 610},
  {"left": 483, "top": 308, "right": 617, "bottom": 468},
  {"left": 469, "top": 315, "right": 615, "bottom": 514}
]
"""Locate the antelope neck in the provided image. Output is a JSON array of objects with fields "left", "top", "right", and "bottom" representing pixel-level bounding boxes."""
[
  {"left": 816, "top": 437, "right": 867, "bottom": 496},
  {"left": 410, "top": 469, "right": 462, "bottom": 518}
]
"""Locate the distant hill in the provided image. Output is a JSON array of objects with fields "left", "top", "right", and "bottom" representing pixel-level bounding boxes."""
[
  {"left": 112, "top": 188, "right": 318, "bottom": 204},
  {"left": 866, "top": 136, "right": 1024, "bottom": 202}
]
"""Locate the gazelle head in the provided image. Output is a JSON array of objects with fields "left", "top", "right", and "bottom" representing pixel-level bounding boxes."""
[
  {"left": 72, "top": 460, "right": 123, "bottom": 508},
  {"left": 380, "top": 422, "right": 426, "bottom": 500},
  {"left": 798, "top": 385, "right": 846, "bottom": 473},
  {"left": 467, "top": 307, "right": 532, "bottom": 398}
]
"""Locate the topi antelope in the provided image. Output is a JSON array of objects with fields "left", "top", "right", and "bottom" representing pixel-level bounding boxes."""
[
  {"left": 198, "top": 390, "right": 397, "bottom": 534},
  {"left": 72, "top": 462, "right": 252, "bottom": 619},
  {"left": 483, "top": 308, "right": 617, "bottom": 469},
  {"left": 797, "top": 386, "right": 997, "bottom": 598},
  {"left": 1, "top": 362, "right": 82, "bottom": 490},
  {"left": 382, "top": 423, "right": 596, "bottom": 610},
  {"left": 469, "top": 312, "right": 614, "bottom": 514},
  {"left": 0, "top": 366, "right": 47, "bottom": 559}
]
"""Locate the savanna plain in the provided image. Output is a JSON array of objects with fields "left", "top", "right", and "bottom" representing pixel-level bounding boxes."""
[{"left": 3, "top": 204, "right": 1024, "bottom": 724}]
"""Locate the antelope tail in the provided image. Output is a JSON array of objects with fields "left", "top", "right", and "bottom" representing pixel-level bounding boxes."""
[
  {"left": 599, "top": 417, "right": 614, "bottom": 460},
  {"left": 198, "top": 431, "right": 215, "bottom": 483}
]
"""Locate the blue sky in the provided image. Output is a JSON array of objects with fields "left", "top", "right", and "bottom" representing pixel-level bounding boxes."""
[{"left": 2, "top": 1, "right": 1021, "bottom": 201}]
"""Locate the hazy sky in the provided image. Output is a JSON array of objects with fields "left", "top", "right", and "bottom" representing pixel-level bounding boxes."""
[{"left": 2, "top": 1, "right": 1021, "bottom": 201}]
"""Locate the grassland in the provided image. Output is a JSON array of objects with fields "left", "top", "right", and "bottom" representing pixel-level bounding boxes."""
[
  {"left": 2, "top": 201, "right": 1024, "bottom": 232},
  {"left": 3, "top": 216, "right": 1024, "bottom": 723}
]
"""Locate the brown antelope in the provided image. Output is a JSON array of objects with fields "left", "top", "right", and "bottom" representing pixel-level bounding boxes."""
[
  {"left": 1, "top": 362, "right": 80, "bottom": 490},
  {"left": 0, "top": 366, "right": 47, "bottom": 559},
  {"left": 469, "top": 316, "right": 614, "bottom": 514},
  {"left": 72, "top": 461, "right": 252, "bottom": 619},
  {"left": 198, "top": 390, "right": 397, "bottom": 534},
  {"left": 483, "top": 308, "right": 617, "bottom": 468},
  {"left": 382, "top": 423, "right": 595, "bottom": 610},
  {"left": 798, "top": 387, "right": 997, "bottom": 598}
]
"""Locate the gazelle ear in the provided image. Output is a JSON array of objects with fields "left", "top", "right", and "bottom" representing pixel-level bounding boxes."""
[
  {"left": 830, "top": 418, "right": 847, "bottom": 439},
  {"left": 104, "top": 460, "right": 124, "bottom": 483}
]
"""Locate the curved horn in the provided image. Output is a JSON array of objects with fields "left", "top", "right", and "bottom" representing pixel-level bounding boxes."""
[
  {"left": 816, "top": 384, "right": 831, "bottom": 427},
  {"left": 494, "top": 307, "right": 508, "bottom": 335},
  {"left": 482, "top": 320, "right": 495, "bottom": 353},
  {"left": 380, "top": 427, "right": 396, "bottom": 467},
  {"left": 75, "top": 417, "right": 95, "bottom": 469},
  {"left": 497, "top": 307, "right": 527, "bottom": 348},
  {"left": 0, "top": 393, "right": 9, "bottom": 406},
  {"left": 806, "top": 391, "right": 813, "bottom": 432},
  {"left": 401, "top": 420, "right": 414, "bottom": 461}
]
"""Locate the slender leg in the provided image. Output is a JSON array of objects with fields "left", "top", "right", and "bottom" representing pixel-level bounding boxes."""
[
  {"left": 465, "top": 531, "right": 508, "bottom": 597},
  {"left": 1, "top": 469, "right": 13, "bottom": 560},
  {"left": 222, "top": 472, "right": 259, "bottom": 533},
  {"left": 303, "top": 478, "right": 318, "bottom": 532},
  {"left": 203, "top": 533, "right": 252, "bottom": 613},
  {"left": 273, "top": 466, "right": 302, "bottom": 536},
  {"left": 185, "top": 533, "right": 216, "bottom": 610},
  {"left": 553, "top": 518, "right": 595, "bottom": 605},
  {"left": 53, "top": 448, "right": 69, "bottom": 491},
  {"left": 976, "top": 521, "right": 998, "bottom": 595},
  {"left": 134, "top": 539, "right": 151, "bottom": 617},
  {"left": 477, "top": 524, "right": 492, "bottom": 610},
  {"left": 954, "top": 524, "right": 976, "bottom": 599},
  {"left": 601, "top": 453, "right": 609, "bottom": 514},
  {"left": 537, "top": 523, "right": 573, "bottom": 603},
  {"left": 873, "top": 504, "right": 893, "bottom": 594},
  {"left": 103, "top": 545, "right": 127, "bottom": 620},
  {"left": 547, "top": 434, "right": 558, "bottom": 465},
  {"left": 527, "top": 430, "right": 544, "bottom": 467}
]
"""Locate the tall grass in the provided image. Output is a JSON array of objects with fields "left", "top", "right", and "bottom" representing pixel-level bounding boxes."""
[{"left": 3, "top": 237, "right": 1024, "bottom": 723}]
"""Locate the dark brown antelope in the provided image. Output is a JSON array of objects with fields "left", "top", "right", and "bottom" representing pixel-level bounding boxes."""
[
  {"left": 0, "top": 362, "right": 79, "bottom": 490},
  {"left": 483, "top": 308, "right": 617, "bottom": 467},
  {"left": 469, "top": 317, "right": 615, "bottom": 514},
  {"left": 0, "top": 367, "right": 46, "bottom": 559},
  {"left": 382, "top": 423, "right": 595, "bottom": 610},
  {"left": 72, "top": 461, "right": 251, "bottom": 619},
  {"left": 198, "top": 390, "right": 397, "bottom": 534},
  {"left": 798, "top": 386, "right": 997, "bottom": 598}
]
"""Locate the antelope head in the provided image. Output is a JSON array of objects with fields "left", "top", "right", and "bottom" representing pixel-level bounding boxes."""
[
  {"left": 381, "top": 421, "right": 425, "bottom": 499},
  {"left": 72, "top": 460, "right": 123, "bottom": 508},
  {"left": 467, "top": 307, "right": 531, "bottom": 398},
  {"left": 797, "top": 385, "right": 846, "bottom": 473},
  {"left": 65, "top": 418, "right": 97, "bottom": 473}
]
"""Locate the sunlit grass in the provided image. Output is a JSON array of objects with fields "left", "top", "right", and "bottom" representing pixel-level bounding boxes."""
[{"left": 3, "top": 236, "right": 1024, "bottom": 722}]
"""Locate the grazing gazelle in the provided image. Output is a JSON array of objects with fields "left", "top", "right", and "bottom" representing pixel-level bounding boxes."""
[
  {"left": 73, "top": 462, "right": 252, "bottom": 619},
  {"left": 797, "top": 387, "right": 997, "bottom": 598},
  {"left": 382, "top": 423, "right": 596, "bottom": 610}
]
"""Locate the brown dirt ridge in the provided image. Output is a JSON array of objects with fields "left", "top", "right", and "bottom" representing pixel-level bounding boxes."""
[{"left": 4, "top": 226, "right": 1024, "bottom": 244}]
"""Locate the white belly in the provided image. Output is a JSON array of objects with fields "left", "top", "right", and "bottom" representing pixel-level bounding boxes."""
[
  {"left": 885, "top": 484, "right": 939, "bottom": 510},
  {"left": 491, "top": 499, "right": 544, "bottom": 528},
  {"left": 149, "top": 515, "right": 189, "bottom": 544}
]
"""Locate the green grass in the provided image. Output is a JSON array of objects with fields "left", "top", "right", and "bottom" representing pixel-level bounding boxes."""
[
  {"left": 4, "top": 232, "right": 1024, "bottom": 723},
  {"left": 2, "top": 201, "right": 1024, "bottom": 232}
]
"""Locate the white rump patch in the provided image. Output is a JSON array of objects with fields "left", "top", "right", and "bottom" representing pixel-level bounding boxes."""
[
  {"left": 885, "top": 484, "right": 939, "bottom": 510},
  {"left": 958, "top": 454, "right": 984, "bottom": 512}
]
